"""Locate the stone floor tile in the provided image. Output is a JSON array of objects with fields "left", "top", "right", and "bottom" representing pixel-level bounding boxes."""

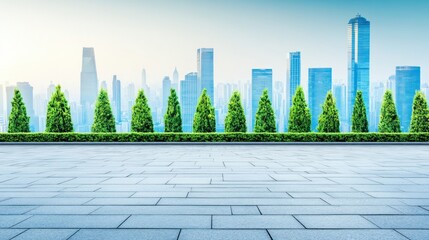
[
  {"left": 365, "top": 216, "right": 429, "bottom": 229},
  {"left": 269, "top": 229, "right": 407, "bottom": 240},
  {"left": 179, "top": 229, "right": 271, "bottom": 240},
  {"left": 213, "top": 215, "right": 303, "bottom": 229},
  {"left": 14, "top": 215, "right": 129, "bottom": 228},
  {"left": 69, "top": 229, "right": 179, "bottom": 240},
  {"left": 13, "top": 229, "right": 78, "bottom": 240},
  {"left": 120, "top": 215, "right": 211, "bottom": 228},
  {"left": 397, "top": 230, "right": 429, "bottom": 240},
  {"left": 295, "top": 215, "right": 377, "bottom": 229}
]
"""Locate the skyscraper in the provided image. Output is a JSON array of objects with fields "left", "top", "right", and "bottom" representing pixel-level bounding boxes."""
[
  {"left": 141, "top": 68, "right": 150, "bottom": 96},
  {"left": 80, "top": 47, "right": 98, "bottom": 131},
  {"left": 47, "top": 82, "right": 55, "bottom": 100},
  {"left": 285, "top": 52, "right": 301, "bottom": 131},
  {"left": 395, "top": 66, "right": 420, "bottom": 132},
  {"left": 251, "top": 69, "right": 273, "bottom": 131},
  {"left": 308, "top": 68, "right": 332, "bottom": 131},
  {"left": 112, "top": 75, "right": 121, "bottom": 123},
  {"left": 80, "top": 47, "right": 98, "bottom": 106},
  {"left": 334, "top": 83, "right": 347, "bottom": 132},
  {"left": 347, "top": 15, "right": 370, "bottom": 130},
  {"left": 180, "top": 73, "right": 198, "bottom": 132},
  {"left": 162, "top": 76, "right": 171, "bottom": 116},
  {"left": 197, "top": 48, "right": 214, "bottom": 103}
]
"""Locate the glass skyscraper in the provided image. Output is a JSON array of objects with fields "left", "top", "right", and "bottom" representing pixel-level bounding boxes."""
[
  {"left": 80, "top": 47, "right": 98, "bottom": 132},
  {"left": 285, "top": 51, "right": 301, "bottom": 131},
  {"left": 395, "top": 66, "right": 420, "bottom": 132},
  {"left": 162, "top": 76, "right": 172, "bottom": 116},
  {"left": 197, "top": 48, "right": 214, "bottom": 104},
  {"left": 347, "top": 15, "right": 370, "bottom": 130},
  {"left": 308, "top": 68, "right": 332, "bottom": 131},
  {"left": 112, "top": 75, "right": 121, "bottom": 123},
  {"left": 251, "top": 69, "right": 273, "bottom": 131},
  {"left": 180, "top": 73, "right": 198, "bottom": 132}
]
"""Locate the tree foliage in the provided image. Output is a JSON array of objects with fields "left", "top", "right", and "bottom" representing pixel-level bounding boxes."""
[
  {"left": 254, "top": 89, "right": 276, "bottom": 133},
  {"left": 164, "top": 88, "right": 182, "bottom": 132},
  {"left": 352, "top": 91, "right": 369, "bottom": 132},
  {"left": 225, "top": 91, "right": 247, "bottom": 133},
  {"left": 288, "top": 86, "right": 311, "bottom": 132},
  {"left": 131, "top": 89, "right": 154, "bottom": 132},
  {"left": 92, "top": 89, "right": 116, "bottom": 133},
  {"left": 410, "top": 91, "right": 429, "bottom": 133},
  {"left": 193, "top": 89, "right": 216, "bottom": 133},
  {"left": 317, "top": 91, "right": 340, "bottom": 133},
  {"left": 8, "top": 89, "right": 30, "bottom": 133},
  {"left": 378, "top": 90, "right": 401, "bottom": 133},
  {"left": 46, "top": 85, "right": 73, "bottom": 133}
]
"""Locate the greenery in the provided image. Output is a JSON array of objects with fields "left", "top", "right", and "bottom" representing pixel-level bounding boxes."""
[
  {"left": 193, "top": 89, "right": 216, "bottom": 133},
  {"left": 317, "top": 91, "right": 340, "bottom": 133},
  {"left": 46, "top": 85, "right": 73, "bottom": 133},
  {"left": 131, "top": 90, "right": 154, "bottom": 132},
  {"left": 8, "top": 89, "right": 30, "bottom": 133},
  {"left": 225, "top": 91, "right": 247, "bottom": 132},
  {"left": 352, "top": 91, "right": 369, "bottom": 133},
  {"left": 379, "top": 90, "right": 401, "bottom": 133},
  {"left": 164, "top": 89, "right": 182, "bottom": 132},
  {"left": 1, "top": 133, "right": 429, "bottom": 142},
  {"left": 92, "top": 89, "right": 116, "bottom": 133},
  {"left": 254, "top": 89, "right": 276, "bottom": 132},
  {"left": 410, "top": 91, "right": 429, "bottom": 133},
  {"left": 288, "top": 86, "right": 311, "bottom": 133}
]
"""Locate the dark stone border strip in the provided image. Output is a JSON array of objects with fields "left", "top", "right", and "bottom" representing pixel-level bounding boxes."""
[{"left": 1, "top": 142, "right": 429, "bottom": 145}]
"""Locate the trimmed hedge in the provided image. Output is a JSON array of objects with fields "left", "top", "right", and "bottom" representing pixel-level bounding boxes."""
[{"left": 0, "top": 133, "right": 429, "bottom": 142}]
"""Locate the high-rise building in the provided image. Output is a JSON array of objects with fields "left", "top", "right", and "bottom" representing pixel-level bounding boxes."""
[
  {"left": 308, "top": 68, "right": 332, "bottom": 131},
  {"left": 162, "top": 76, "right": 171, "bottom": 116},
  {"left": 141, "top": 68, "right": 150, "bottom": 96},
  {"left": 47, "top": 82, "right": 55, "bottom": 100},
  {"left": 386, "top": 75, "right": 396, "bottom": 101},
  {"left": 251, "top": 69, "right": 273, "bottom": 131},
  {"left": 80, "top": 47, "right": 98, "bottom": 106},
  {"left": 370, "top": 82, "right": 386, "bottom": 132},
  {"left": 100, "top": 81, "right": 107, "bottom": 90},
  {"left": 285, "top": 52, "right": 301, "bottom": 131},
  {"left": 395, "top": 66, "right": 420, "bottom": 132},
  {"left": 274, "top": 81, "right": 285, "bottom": 132},
  {"left": 333, "top": 83, "right": 347, "bottom": 132},
  {"left": 180, "top": 73, "right": 198, "bottom": 132},
  {"left": 112, "top": 75, "right": 121, "bottom": 123},
  {"left": 80, "top": 47, "right": 98, "bottom": 131},
  {"left": 347, "top": 15, "right": 370, "bottom": 130},
  {"left": 197, "top": 48, "right": 214, "bottom": 103}
]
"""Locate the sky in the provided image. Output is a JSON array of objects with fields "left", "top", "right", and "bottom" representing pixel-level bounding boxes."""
[{"left": 0, "top": 0, "right": 428, "bottom": 102}]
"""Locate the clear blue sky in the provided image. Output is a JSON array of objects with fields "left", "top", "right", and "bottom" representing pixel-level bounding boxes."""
[{"left": 0, "top": 0, "right": 428, "bottom": 101}]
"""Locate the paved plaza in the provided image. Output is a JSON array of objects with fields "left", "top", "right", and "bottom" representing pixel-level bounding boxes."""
[{"left": 0, "top": 144, "right": 429, "bottom": 239}]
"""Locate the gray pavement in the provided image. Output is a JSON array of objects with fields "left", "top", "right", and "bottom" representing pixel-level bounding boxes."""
[{"left": 0, "top": 145, "right": 428, "bottom": 239}]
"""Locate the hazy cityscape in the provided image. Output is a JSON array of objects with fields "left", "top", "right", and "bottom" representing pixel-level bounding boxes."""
[{"left": 0, "top": 14, "right": 427, "bottom": 133}]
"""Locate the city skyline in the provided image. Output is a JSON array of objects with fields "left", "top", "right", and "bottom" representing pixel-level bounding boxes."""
[{"left": 1, "top": 0, "right": 429, "bottom": 102}]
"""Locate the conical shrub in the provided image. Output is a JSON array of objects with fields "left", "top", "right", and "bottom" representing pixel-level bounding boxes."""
[
  {"left": 254, "top": 89, "right": 276, "bottom": 133},
  {"left": 225, "top": 91, "right": 246, "bottom": 133},
  {"left": 8, "top": 89, "right": 30, "bottom": 133},
  {"left": 352, "top": 91, "right": 369, "bottom": 132},
  {"left": 164, "top": 88, "right": 182, "bottom": 132},
  {"left": 131, "top": 89, "right": 154, "bottom": 132},
  {"left": 317, "top": 91, "right": 340, "bottom": 133},
  {"left": 410, "top": 91, "right": 429, "bottom": 133},
  {"left": 378, "top": 90, "right": 401, "bottom": 133},
  {"left": 288, "top": 86, "right": 311, "bottom": 132},
  {"left": 193, "top": 89, "right": 216, "bottom": 133},
  {"left": 92, "top": 89, "right": 116, "bottom": 133},
  {"left": 46, "top": 85, "right": 73, "bottom": 132}
]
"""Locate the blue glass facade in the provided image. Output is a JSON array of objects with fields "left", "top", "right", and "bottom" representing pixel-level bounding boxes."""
[
  {"left": 162, "top": 76, "right": 171, "bottom": 116},
  {"left": 251, "top": 69, "right": 273, "bottom": 131},
  {"left": 112, "top": 75, "right": 121, "bottom": 123},
  {"left": 180, "top": 73, "right": 198, "bottom": 132},
  {"left": 347, "top": 15, "right": 370, "bottom": 130},
  {"left": 395, "top": 66, "right": 420, "bottom": 132},
  {"left": 197, "top": 48, "right": 214, "bottom": 104},
  {"left": 308, "top": 68, "right": 332, "bottom": 131},
  {"left": 288, "top": 52, "right": 301, "bottom": 107}
]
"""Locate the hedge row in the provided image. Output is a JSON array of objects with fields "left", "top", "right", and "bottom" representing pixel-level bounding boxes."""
[{"left": 0, "top": 133, "right": 429, "bottom": 142}]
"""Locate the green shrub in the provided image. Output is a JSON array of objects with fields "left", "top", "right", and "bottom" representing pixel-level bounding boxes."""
[
  {"left": 8, "top": 89, "right": 30, "bottom": 133},
  {"left": 164, "top": 89, "right": 182, "bottom": 132},
  {"left": 317, "top": 91, "right": 340, "bottom": 133},
  {"left": 193, "top": 89, "right": 216, "bottom": 133},
  {"left": 288, "top": 86, "right": 311, "bottom": 133},
  {"left": 379, "top": 90, "right": 401, "bottom": 133},
  {"left": 92, "top": 89, "right": 116, "bottom": 133},
  {"left": 352, "top": 91, "right": 369, "bottom": 133},
  {"left": 225, "top": 91, "right": 246, "bottom": 133},
  {"left": 410, "top": 91, "right": 429, "bottom": 133},
  {"left": 254, "top": 89, "right": 276, "bottom": 133},
  {"left": 46, "top": 85, "right": 73, "bottom": 133},
  {"left": 0, "top": 133, "right": 428, "bottom": 142},
  {"left": 131, "top": 89, "right": 154, "bottom": 132}
]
